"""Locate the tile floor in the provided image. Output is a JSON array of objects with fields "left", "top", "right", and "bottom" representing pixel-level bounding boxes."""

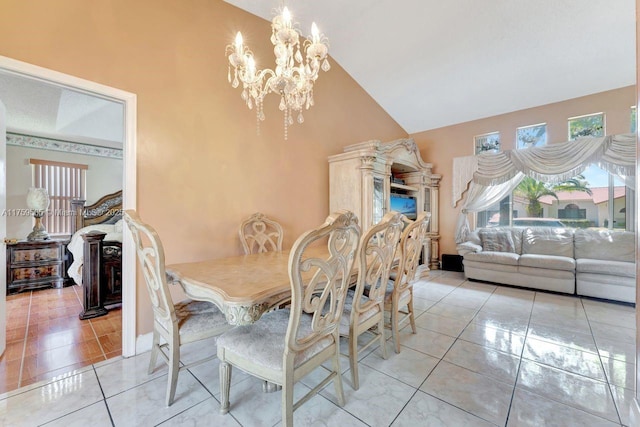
[
  {"left": 0, "top": 270, "right": 636, "bottom": 426},
  {"left": 0, "top": 285, "right": 122, "bottom": 394}
]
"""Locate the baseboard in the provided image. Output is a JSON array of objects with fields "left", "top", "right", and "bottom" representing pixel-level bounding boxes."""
[
  {"left": 629, "top": 397, "right": 640, "bottom": 427},
  {"left": 135, "top": 332, "right": 153, "bottom": 355}
]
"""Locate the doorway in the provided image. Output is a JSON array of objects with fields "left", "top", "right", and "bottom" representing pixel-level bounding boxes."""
[{"left": 0, "top": 56, "right": 137, "bottom": 382}]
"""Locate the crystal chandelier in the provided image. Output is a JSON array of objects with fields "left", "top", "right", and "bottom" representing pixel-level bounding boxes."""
[{"left": 226, "top": 6, "right": 330, "bottom": 139}]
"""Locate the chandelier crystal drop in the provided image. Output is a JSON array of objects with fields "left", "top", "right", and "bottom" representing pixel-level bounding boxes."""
[{"left": 226, "top": 6, "right": 330, "bottom": 139}]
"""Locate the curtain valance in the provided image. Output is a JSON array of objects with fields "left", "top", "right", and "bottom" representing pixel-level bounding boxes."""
[
  {"left": 452, "top": 134, "right": 636, "bottom": 207},
  {"left": 475, "top": 134, "right": 636, "bottom": 186}
]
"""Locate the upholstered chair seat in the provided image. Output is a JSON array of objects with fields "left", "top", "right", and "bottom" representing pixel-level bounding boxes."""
[
  {"left": 217, "top": 309, "right": 334, "bottom": 372},
  {"left": 339, "top": 290, "right": 381, "bottom": 336},
  {"left": 170, "top": 300, "right": 229, "bottom": 339}
]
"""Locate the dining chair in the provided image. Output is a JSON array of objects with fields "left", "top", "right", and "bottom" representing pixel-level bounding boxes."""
[
  {"left": 239, "top": 212, "right": 284, "bottom": 254},
  {"left": 217, "top": 210, "right": 360, "bottom": 426},
  {"left": 385, "top": 212, "right": 431, "bottom": 353},
  {"left": 123, "top": 210, "right": 232, "bottom": 406},
  {"left": 340, "top": 211, "right": 404, "bottom": 390}
]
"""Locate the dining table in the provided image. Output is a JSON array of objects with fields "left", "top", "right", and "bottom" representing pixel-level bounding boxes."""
[{"left": 165, "top": 245, "right": 347, "bottom": 326}]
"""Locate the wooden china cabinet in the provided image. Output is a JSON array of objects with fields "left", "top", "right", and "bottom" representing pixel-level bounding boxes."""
[{"left": 328, "top": 138, "right": 441, "bottom": 270}]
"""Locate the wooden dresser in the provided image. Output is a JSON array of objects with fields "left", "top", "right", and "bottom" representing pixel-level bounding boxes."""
[{"left": 6, "top": 240, "right": 71, "bottom": 294}]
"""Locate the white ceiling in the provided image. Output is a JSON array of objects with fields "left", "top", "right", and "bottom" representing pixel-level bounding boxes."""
[
  {"left": 223, "top": 0, "right": 636, "bottom": 134},
  {"left": 0, "top": 71, "right": 124, "bottom": 148}
]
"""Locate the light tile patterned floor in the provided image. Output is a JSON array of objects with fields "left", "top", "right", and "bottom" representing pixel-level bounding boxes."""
[{"left": 0, "top": 271, "right": 635, "bottom": 426}]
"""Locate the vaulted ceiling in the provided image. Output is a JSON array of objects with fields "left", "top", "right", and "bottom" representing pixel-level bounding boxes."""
[
  {"left": 223, "top": 0, "right": 636, "bottom": 134},
  {"left": 0, "top": 1, "right": 634, "bottom": 146}
]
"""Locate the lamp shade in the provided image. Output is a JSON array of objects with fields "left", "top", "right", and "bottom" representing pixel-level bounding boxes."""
[{"left": 26, "top": 187, "right": 49, "bottom": 211}]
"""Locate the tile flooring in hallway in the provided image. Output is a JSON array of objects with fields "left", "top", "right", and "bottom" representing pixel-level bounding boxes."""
[
  {"left": 0, "top": 271, "right": 636, "bottom": 426},
  {"left": 0, "top": 285, "right": 122, "bottom": 394}
]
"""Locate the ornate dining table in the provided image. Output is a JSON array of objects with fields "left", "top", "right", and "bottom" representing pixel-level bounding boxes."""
[{"left": 165, "top": 246, "right": 340, "bottom": 326}]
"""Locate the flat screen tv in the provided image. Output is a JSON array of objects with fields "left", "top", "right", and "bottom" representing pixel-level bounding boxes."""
[{"left": 390, "top": 194, "right": 417, "bottom": 220}]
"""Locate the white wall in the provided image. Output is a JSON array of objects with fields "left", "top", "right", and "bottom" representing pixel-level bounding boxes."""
[{"left": 6, "top": 145, "right": 122, "bottom": 239}]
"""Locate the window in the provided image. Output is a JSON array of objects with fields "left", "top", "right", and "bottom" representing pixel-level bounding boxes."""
[
  {"left": 477, "top": 168, "right": 629, "bottom": 230},
  {"left": 516, "top": 123, "right": 547, "bottom": 149},
  {"left": 568, "top": 112, "right": 604, "bottom": 140},
  {"left": 476, "top": 195, "right": 513, "bottom": 228},
  {"left": 31, "top": 159, "right": 87, "bottom": 236},
  {"left": 631, "top": 106, "right": 636, "bottom": 133},
  {"left": 474, "top": 132, "right": 500, "bottom": 154},
  {"left": 558, "top": 203, "right": 586, "bottom": 220}
]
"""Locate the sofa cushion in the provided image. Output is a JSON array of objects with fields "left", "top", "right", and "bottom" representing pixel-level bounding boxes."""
[
  {"left": 479, "top": 229, "right": 515, "bottom": 253},
  {"left": 521, "top": 227, "right": 574, "bottom": 258},
  {"left": 574, "top": 229, "right": 635, "bottom": 263},
  {"left": 467, "top": 230, "right": 481, "bottom": 246},
  {"left": 478, "top": 228, "right": 523, "bottom": 254},
  {"left": 517, "top": 266, "right": 575, "bottom": 280},
  {"left": 463, "top": 259, "right": 519, "bottom": 274},
  {"left": 464, "top": 251, "right": 519, "bottom": 266},
  {"left": 457, "top": 241, "right": 483, "bottom": 256},
  {"left": 576, "top": 258, "right": 636, "bottom": 278},
  {"left": 518, "top": 254, "right": 575, "bottom": 272}
]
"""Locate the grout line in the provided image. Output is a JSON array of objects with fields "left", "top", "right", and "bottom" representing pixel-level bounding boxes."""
[
  {"left": 503, "top": 289, "right": 536, "bottom": 426},
  {"left": 17, "top": 291, "right": 34, "bottom": 388},
  {"left": 583, "top": 297, "right": 625, "bottom": 426}
]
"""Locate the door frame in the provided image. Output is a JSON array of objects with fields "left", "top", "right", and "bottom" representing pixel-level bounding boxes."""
[{"left": 0, "top": 55, "right": 137, "bottom": 357}]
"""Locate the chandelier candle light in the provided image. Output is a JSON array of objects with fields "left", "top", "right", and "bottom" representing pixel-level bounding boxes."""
[{"left": 226, "top": 7, "right": 330, "bottom": 139}]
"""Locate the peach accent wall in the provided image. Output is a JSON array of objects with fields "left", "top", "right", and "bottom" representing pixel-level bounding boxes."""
[
  {"left": 0, "top": 0, "right": 406, "bottom": 335},
  {"left": 411, "top": 86, "right": 636, "bottom": 258}
]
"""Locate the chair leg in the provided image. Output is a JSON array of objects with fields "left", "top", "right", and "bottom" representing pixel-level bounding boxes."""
[
  {"left": 219, "top": 361, "right": 232, "bottom": 414},
  {"left": 165, "top": 336, "right": 180, "bottom": 406},
  {"left": 282, "top": 362, "right": 295, "bottom": 427},
  {"left": 391, "top": 302, "right": 401, "bottom": 354},
  {"left": 148, "top": 330, "right": 160, "bottom": 375},
  {"left": 349, "top": 329, "right": 359, "bottom": 390},
  {"left": 408, "top": 298, "right": 417, "bottom": 334},
  {"left": 378, "top": 314, "right": 388, "bottom": 360},
  {"left": 332, "top": 346, "right": 345, "bottom": 407}
]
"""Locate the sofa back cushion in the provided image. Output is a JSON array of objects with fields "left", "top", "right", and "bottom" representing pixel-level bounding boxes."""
[
  {"left": 478, "top": 228, "right": 523, "bottom": 254},
  {"left": 574, "top": 229, "right": 635, "bottom": 262},
  {"left": 522, "top": 227, "right": 574, "bottom": 258}
]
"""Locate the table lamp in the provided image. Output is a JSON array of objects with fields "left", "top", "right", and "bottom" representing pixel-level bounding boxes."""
[{"left": 26, "top": 187, "right": 50, "bottom": 241}]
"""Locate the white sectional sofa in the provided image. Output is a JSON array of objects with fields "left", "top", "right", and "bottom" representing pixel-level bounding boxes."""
[{"left": 457, "top": 227, "right": 636, "bottom": 303}]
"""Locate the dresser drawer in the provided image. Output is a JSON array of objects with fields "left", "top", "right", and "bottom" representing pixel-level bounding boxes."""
[
  {"left": 11, "top": 263, "right": 62, "bottom": 282},
  {"left": 7, "top": 240, "right": 70, "bottom": 294},
  {"left": 11, "top": 246, "right": 62, "bottom": 264}
]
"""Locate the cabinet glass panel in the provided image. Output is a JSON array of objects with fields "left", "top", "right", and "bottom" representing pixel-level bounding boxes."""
[
  {"left": 424, "top": 188, "right": 432, "bottom": 231},
  {"left": 373, "top": 177, "right": 384, "bottom": 225}
]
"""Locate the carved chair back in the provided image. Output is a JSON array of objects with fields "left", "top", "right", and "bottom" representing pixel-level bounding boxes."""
[
  {"left": 239, "top": 212, "right": 284, "bottom": 254},
  {"left": 394, "top": 212, "right": 431, "bottom": 294},
  {"left": 285, "top": 210, "right": 360, "bottom": 356},
  {"left": 351, "top": 211, "right": 404, "bottom": 316},
  {"left": 124, "top": 210, "right": 177, "bottom": 336}
]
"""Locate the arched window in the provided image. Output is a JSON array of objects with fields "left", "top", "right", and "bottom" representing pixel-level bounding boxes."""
[{"left": 559, "top": 203, "right": 585, "bottom": 219}]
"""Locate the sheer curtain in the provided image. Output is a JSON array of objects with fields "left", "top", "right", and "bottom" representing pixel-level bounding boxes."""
[{"left": 454, "top": 134, "right": 636, "bottom": 243}]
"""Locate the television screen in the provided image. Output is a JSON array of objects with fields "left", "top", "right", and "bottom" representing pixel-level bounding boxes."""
[{"left": 390, "top": 194, "right": 417, "bottom": 220}]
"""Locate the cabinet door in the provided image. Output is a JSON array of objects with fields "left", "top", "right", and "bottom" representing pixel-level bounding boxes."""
[{"left": 372, "top": 176, "right": 385, "bottom": 225}]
